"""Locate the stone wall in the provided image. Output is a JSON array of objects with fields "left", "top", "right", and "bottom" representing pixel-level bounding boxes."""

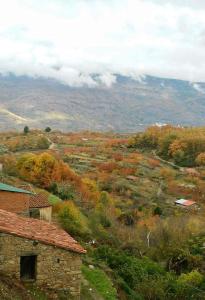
[{"left": 0, "top": 233, "right": 82, "bottom": 299}]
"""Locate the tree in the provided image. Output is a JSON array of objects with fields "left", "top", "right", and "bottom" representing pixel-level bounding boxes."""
[
  {"left": 196, "top": 152, "right": 205, "bottom": 166},
  {"left": 24, "top": 126, "right": 29, "bottom": 134},
  {"left": 16, "top": 152, "right": 78, "bottom": 188},
  {"left": 45, "top": 127, "right": 51, "bottom": 132},
  {"left": 58, "top": 201, "right": 89, "bottom": 237},
  {"left": 37, "top": 136, "right": 50, "bottom": 149}
]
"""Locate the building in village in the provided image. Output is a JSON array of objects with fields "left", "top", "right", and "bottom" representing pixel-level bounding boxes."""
[
  {"left": 0, "top": 209, "right": 86, "bottom": 299},
  {"left": 175, "top": 199, "right": 197, "bottom": 208},
  {"left": 29, "top": 193, "right": 52, "bottom": 222},
  {"left": 0, "top": 182, "right": 52, "bottom": 222}
]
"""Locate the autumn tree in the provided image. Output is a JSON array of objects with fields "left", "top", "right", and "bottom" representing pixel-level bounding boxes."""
[
  {"left": 196, "top": 152, "right": 205, "bottom": 166},
  {"left": 17, "top": 152, "right": 77, "bottom": 188}
]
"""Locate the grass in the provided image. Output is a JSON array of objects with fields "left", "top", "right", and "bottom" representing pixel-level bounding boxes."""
[
  {"left": 82, "top": 265, "right": 117, "bottom": 300},
  {"left": 48, "top": 194, "right": 62, "bottom": 205},
  {"left": 27, "top": 286, "right": 48, "bottom": 300}
]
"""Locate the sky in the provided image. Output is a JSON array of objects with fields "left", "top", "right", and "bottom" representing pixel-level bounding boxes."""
[{"left": 0, "top": 0, "right": 205, "bottom": 86}]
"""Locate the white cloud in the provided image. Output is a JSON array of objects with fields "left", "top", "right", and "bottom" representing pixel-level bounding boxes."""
[{"left": 0, "top": 0, "right": 204, "bottom": 85}]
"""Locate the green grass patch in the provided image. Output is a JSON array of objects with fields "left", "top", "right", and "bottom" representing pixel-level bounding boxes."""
[
  {"left": 26, "top": 285, "right": 48, "bottom": 300},
  {"left": 48, "top": 194, "right": 62, "bottom": 205},
  {"left": 82, "top": 265, "right": 117, "bottom": 300}
]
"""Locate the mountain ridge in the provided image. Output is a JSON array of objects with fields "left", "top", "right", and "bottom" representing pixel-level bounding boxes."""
[{"left": 0, "top": 73, "right": 205, "bottom": 132}]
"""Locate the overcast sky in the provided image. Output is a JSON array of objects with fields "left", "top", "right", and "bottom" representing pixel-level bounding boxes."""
[{"left": 0, "top": 0, "right": 205, "bottom": 86}]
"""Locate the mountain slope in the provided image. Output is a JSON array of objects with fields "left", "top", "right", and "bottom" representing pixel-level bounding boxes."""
[{"left": 0, "top": 74, "right": 205, "bottom": 132}]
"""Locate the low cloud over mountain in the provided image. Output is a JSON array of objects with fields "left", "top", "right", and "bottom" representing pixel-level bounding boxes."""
[
  {"left": 0, "top": 74, "right": 205, "bottom": 132},
  {"left": 1, "top": 0, "right": 205, "bottom": 85}
]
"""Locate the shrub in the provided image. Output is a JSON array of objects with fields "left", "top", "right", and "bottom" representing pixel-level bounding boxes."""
[
  {"left": 196, "top": 153, "right": 205, "bottom": 166},
  {"left": 177, "top": 270, "right": 204, "bottom": 287},
  {"left": 153, "top": 206, "right": 163, "bottom": 216},
  {"left": 94, "top": 246, "right": 164, "bottom": 289},
  {"left": 45, "top": 127, "right": 51, "bottom": 132},
  {"left": 175, "top": 270, "right": 205, "bottom": 299},
  {"left": 58, "top": 201, "right": 90, "bottom": 238},
  {"left": 57, "top": 183, "right": 76, "bottom": 200},
  {"left": 36, "top": 136, "right": 50, "bottom": 149}
]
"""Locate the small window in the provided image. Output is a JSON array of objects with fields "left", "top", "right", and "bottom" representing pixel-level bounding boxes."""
[
  {"left": 29, "top": 209, "right": 40, "bottom": 219},
  {"left": 57, "top": 258, "right": 60, "bottom": 263},
  {"left": 20, "top": 255, "right": 37, "bottom": 281}
]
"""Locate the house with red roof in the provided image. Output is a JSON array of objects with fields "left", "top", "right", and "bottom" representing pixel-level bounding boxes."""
[
  {"left": 0, "top": 209, "right": 86, "bottom": 299},
  {"left": 0, "top": 183, "right": 52, "bottom": 222}
]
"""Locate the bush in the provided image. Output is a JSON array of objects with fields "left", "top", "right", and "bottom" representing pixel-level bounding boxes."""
[
  {"left": 177, "top": 270, "right": 203, "bottom": 287},
  {"left": 45, "top": 127, "right": 51, "bottom": 132},
  {"left": 57, "top": 183, "right": 76, "bottom": 200},
  {"left": 175, "top": 270, "right": 205, "bottom": 299},
  {"left": 94, "top": 246, "right": 165, "bottom": 290},
  {"left": 36, "top": 136, "right": 50, "bottom": 149},
  {"left": 153, "top": 206, "right": 163, "bottom": 216},
  {"left": 196, "top": 152, "right": 205, "bottom": 166},
  {"left": 58, "top": 201, "right": 90, "bottom": 238}
]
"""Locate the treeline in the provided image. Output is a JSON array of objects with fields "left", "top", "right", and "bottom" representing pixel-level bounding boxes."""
[{"left": 129, "top": 125, "right": 205, "bottom": 167}]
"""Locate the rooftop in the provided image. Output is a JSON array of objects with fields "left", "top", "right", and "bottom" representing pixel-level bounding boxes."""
[
  {"left": 0, "top": 183, "right": 33, "bottom": 195},
  {"left": 175, "top": 199, "right": 196, "bottom": 207},
  {"left": 0, "top": 209, "right": 86, "bottom": 254},
  {"left": 29, "top": 193, "right": 51, "bottom": 208}
]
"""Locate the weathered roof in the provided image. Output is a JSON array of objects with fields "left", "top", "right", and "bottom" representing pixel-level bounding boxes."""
[
  {"left": 29, "top": 193, "right": 51, "bottom": 208},
  {"left": 0, "top": 209, "right": 86, "bottom": 254},
  {"left": 175, "top": 199, "right": 196, "bottom": 206},
  {"left": 0, "top": 183, "right": 33, "bottom": 195}
]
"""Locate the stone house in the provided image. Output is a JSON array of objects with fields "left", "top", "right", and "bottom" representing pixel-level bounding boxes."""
[
  {"left": 0, "top": 209, "right": 86, "bottom": 299},
  {"left": 0, "top": 183, "right": 52, "bottom": 222}
]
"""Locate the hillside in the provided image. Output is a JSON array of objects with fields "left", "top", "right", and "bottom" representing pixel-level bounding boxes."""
[
  {"left": 2, "top": 128, "right": 205, "bottom": 299},
  {"left": 0, "top": 74, "right": 205, "bottom": 132}
]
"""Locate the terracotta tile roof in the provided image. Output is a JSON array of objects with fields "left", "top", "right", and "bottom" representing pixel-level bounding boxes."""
[
  {"left": 29, "top": 193, "right": 51, "bottom": 208},
  {"left": 0, "top": 209, "right": 86, "bottom": 254}
]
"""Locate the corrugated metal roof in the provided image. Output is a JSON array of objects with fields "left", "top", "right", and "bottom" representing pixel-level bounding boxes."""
[
  {"left": 175, "top": 199, "right": 196, "bottom": 206},
  {"left": 0, "top": 183, "right": 33, "bottom": 195}
]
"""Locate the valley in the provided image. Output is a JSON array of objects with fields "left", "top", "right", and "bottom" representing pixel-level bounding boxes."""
[{"left": 1, "top": 126, "right": 205, "bottom": 299}]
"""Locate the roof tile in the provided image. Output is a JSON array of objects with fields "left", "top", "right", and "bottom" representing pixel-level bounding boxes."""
[
  {"left": 0, "top": 209, "right": 86, "bottom": 254},
  {"left": 29, "top": 193, "right": 51, "bottom": 208}
]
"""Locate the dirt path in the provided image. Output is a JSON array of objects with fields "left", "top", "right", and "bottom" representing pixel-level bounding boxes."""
[{"left": 152, "top": 150, "right": 181, "bottom": 170}]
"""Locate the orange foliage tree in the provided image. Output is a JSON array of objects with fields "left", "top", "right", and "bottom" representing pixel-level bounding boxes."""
[{"left": 17, "top": 152, "right": 77, "bottom": 188}]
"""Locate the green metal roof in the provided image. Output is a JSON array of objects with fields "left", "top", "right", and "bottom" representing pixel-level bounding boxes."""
[{"left": 0, "top": 183, "right": 33, "bottom": 194}]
